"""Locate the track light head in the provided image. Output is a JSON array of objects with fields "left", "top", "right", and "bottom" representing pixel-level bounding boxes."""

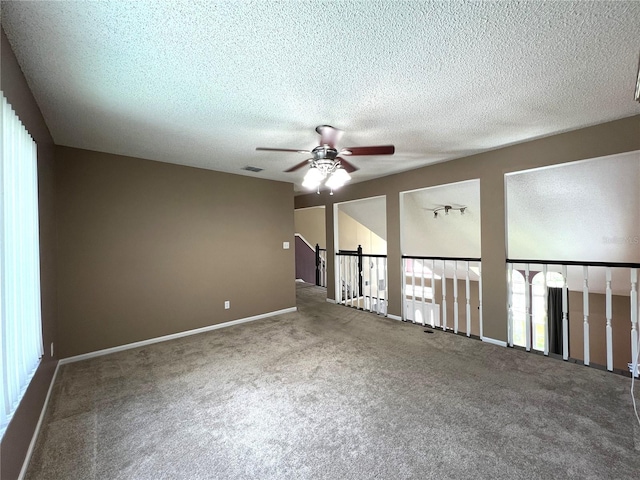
[{"left": 432, "top": 205, "right": 467, "bottom": 218}]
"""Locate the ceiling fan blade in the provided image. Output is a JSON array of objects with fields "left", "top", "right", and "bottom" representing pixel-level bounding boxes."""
[
  {"left": 256, "top": 147, "right": 311, "bottom": 153},
  {"left": 285, "top": 158, "right": 313, "bottom": 172},
  {"left": 341, "top": 145, "right": 395, "bottom": 156},
  {"left": 315, "top": 125, "right": 342, "bottom": 148},
  {"left": 336, "top": 157, "right": 358, "bottom": 173}
]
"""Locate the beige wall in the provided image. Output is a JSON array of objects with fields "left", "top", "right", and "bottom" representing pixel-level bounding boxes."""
[
  {"left": 294, "top": 206, "right": 326, "bottom": 248},
  {"left": 295, "top": 115, "right": 640, "bottom": 342},
  {"left": 55, "top": 146, "right": 296, "bottom": 358},
  {"left": 1, "top": 27, "right": 59, "bottom": 480},
  {"left": 338, "top": 210, "right": 387, "bottom": 254}
]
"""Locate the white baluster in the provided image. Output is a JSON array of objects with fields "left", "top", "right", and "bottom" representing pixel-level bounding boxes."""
[
  {"left": 562, "top": 265, "right": 569, "bottom": 362},
  {"left": 344, "top": 255, "right": 347, "bottom": 305},
  {"left": 351, "top": 256, "right": 356, "bottom": 308},
  {"left": 465, "top": 261, "right": 471, "bottom": 337},
  {"left": 411, "top": 259, "right": 416, "bottom": 323},
  {"left": 453, "top": 260, "right": 459, "bottom": 333},
  {"left": 343, "top": 255, "right": 347, "bottom": 305},
  {"left": 478, "top": 263, "right": 483, "bottom": 338},
  {"left": 631, "top": 269, "right": 638, "bottom": 378},
  {"left": 340, "top": 256, "right": 345, "bottom": 304},
  {"left": 337, "top": 256, "right": 340, "bottom": 303},
  {"left": 344, "top": 255, "right": 349, "bottom": 306},
  {"left": 383, "top": 256, "right": 388, "bottom": 316},
  {"left": 363, "top": 255, "right": 367, "bottom": 311},
  {"left": 402, "top": 258, "right": 407, "bottom": 320},
  {"left": 605, "top": 267, "right": 613, "bottom": 371},
  {"left": 344, "top": 255, "right": 353, "bottom": 306},
  {"left": 431, "top": 259, "right": 436, "bottom": 328},
  {"left": 345, "top": 256, "right": 350, "bottom": 306},
  {"left": 421, "top": 260, "right": 426, "bottom": 326},
  {"left": 442, "top": 260, "right": 447, "bottom": 331},
  {"left": 356, "top": 256, "right": 359, "bottom": 306},
  {"left": 583, "top": 265, "right": 590, "bottom": 366},
  {"left": 370, "top": 256, "right": 374, "bottom": 312},
  {"left": 344, "top": 255, "right": 351, "bottom": 306},
  {"left": 507, "top": 263, "right": 513, "bottom": 347},
  {"left": 525, "top": 264, "right": 531, "bottom": 352},
  {"left": 375, "top": 257, "right": 380, "bottom": 314},
  {"left": 366, "top": 256, "right": 371, "bottom": 312},
  {"left": 543, "top": 264, "right": 549, "bottom": 356}
]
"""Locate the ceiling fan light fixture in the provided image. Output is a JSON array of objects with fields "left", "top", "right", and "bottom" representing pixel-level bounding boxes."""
[
  {"left": 302, "top": 166, "right": 324, "bottom": 189},
  {"left": 303, "top": 165, "right": 323, "bottom": 182},
  {"left": 325, "top": 167, "right": 351, "bottom": 189},
  {"left": 302, "top": 178, "right": 321, "bottom": 190}
]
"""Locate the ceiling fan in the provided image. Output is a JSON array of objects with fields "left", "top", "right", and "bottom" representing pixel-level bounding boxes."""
[{"left": 256, "top": 125, "right": 395, "bottom": 192}]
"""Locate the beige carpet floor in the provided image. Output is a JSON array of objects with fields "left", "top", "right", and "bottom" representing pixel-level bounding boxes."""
[{"left": 26, "top": 283, "right": 640, "bottom": 479}]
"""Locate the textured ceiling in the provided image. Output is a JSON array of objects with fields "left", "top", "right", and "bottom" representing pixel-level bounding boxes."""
[{"left": 2, "top": 1, "right": 640, "bottom": 192}]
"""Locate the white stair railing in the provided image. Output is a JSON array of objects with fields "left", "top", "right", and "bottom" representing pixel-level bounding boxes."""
[
  {"left": 402, "top": 256, "right": 482, "bottom": 337},
  {"left": 336, "top": 247, "right": 388, "bottom": 316},
  {"left": 507, "top": 259, "right": 640, "bottom": 375}
]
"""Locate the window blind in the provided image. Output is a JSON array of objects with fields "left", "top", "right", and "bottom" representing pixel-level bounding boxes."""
[{"left": 0, "top": 93, "right": 43, "bottom": 439}]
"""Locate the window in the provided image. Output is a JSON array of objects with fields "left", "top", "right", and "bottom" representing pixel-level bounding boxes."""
[
  {"left": 531, "top": 271, "right": 564, "bottom": 352},
  {"left": 511, "top": 269, "right": 564, "bottom": 351},
  {"left": 0, "top": 94, "right": 43, "bottom": 438}
]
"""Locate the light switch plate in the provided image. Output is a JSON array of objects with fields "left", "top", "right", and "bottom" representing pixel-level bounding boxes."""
[{"left": 283, "top": 241, "right": 290, "bottom": 249}]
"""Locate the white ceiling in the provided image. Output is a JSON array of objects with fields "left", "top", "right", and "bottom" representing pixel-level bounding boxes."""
[{"left": 2, "top": 1, "right": 640, "bottom": 192}]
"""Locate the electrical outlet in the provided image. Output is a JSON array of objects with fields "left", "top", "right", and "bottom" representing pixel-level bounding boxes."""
[
  {"left": 283, "top": 241, "right": 290, "bottom": 249},
  {"left": 224, "top": 300, "right": 230, "bottom": 309},
  {"left": 628, "top": 363, "right": 639, "bottom": 376}
]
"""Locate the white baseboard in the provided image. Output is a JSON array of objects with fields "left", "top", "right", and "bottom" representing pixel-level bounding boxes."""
[
  {"left": 481, "top": 336, "right": 508, "bottom": 348},
  {"left": 59, "top": 306, "right": 297, "bottom": 365},
  {"left": 387, "top": 314, "right": 402, "bottom": 321},
  {"left": 18, "top": 361, "right": 60, "bottom": 480},
  {"left": 325, "top": 298, "right": 337, "bottom": 304}
]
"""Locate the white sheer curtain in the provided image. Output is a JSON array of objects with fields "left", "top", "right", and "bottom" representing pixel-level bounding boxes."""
[{"left": 0, "top": 93, "right": 43, "bottom": 439}]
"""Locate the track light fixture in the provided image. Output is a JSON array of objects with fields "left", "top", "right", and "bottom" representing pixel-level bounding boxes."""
[{"left": 433, "top": 205, "right": 467, "bottom": 218}]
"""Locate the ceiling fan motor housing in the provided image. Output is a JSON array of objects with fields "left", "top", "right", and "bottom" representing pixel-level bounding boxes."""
[
  {"left": 312, "top": 145, "right": 338, "bottom": 161},
  {"left": 310, "top": 146, "right": 343, "bottom": 173}
]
